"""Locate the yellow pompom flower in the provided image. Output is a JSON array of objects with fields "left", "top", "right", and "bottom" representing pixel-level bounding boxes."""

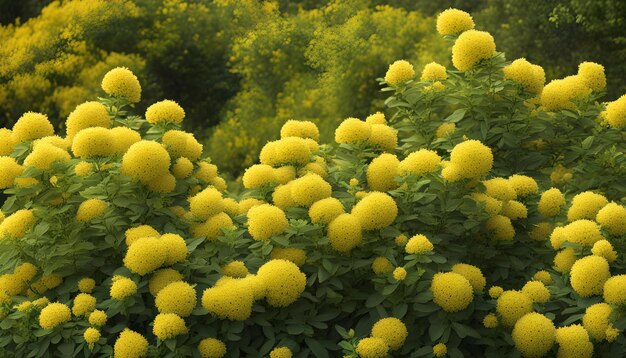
[
  {"left": 567, "top": 191, "right": 608, "bottom": 222},
  {"left": 191, "top": 212, "right": 234, "bottom": 240},
  {"left": 290, "top": 174, "right": 332, "bottom": 207},
  {"left": 268, "top": 184, "right": 293, "bottom": 209},
  {"left": 273, "top": 166, "right": 296, "bottom": 185},
  {"left": 23, "top": 142, "right": 70, "bottom": 170},
  {"left": 488, "top": 286, "right": 504, "bottom": 299},
  {"left": 121, "top": 141, "right": 171, "bottom": 183},
  {"left": 511, "top": 313, "right": 555, "bottom": 358},
  {"left": 110, "top": 127, "right": 141, "bottom": 154},
  {"left": 272, "top": 137, "right": 311, "bottom": 166},
  {"left": 149, "top": 268, "right": 183, "bottom": 296},
  {"left": 371, "top": 317, "right": 407, "bottom": 350},
  {"left": 449, "top": 140, "right": 493, "bottom": 180},
  {"left": 65, "top": 101, "right": 111, "bottom": 139},
  {"left": 497, "top": 290, "right": 534, "bottom": 327},
  {"left": 324, "top": 212, "right": 359, "bottom": 251},
  {"left": 123, "top": 237, "right": 166, "bottom": 275},
  {"left": 372, "top": 257, "right": 393, "bottom": 274},
  {"left": 537, "top": 188, "right": 566, "bottom": 217},
  {"left": 155, "top": 281, "right": 196, "bottom": 317},
  {"left": 485, "top": 215, "right": 515, "bottom": 241},
  {"left": 452, "top": 30, "right": 496, "bottom": 71},
  {"left": 591, "top": 240, "right": 617, "bottom": 262},
  {"left": 75, "top": 161, "right": 94, "bottom": 177},
  {"left": 405, "top": 234, "right": 434, "bottom": 254},
  {"left": 153, "top": 313, "right": 187, "bottom": 340},
  {"left": 146, "top": 100, "right": 185, "bottom": 124},
  {"left": 269, "top": 347, "right": 292, "bottom": 358},
  {"left": 162, "top": 130, "right": 203, "bottom": 160},
  {"left": 195, "top": 163, "right": 219, "bottom": 184},
  {"left": 146, "top": 172, "right": 176, "bottom": 193},
  {"left": 222, "top": 261, "right": 249, "bottom": 278},
  {"left": 555, "top": 325, "right": 593, "bottom": 358},
  {"left": 198, "top": 338, "right": 227, "bottom": 358},
  {"left": 84, "top": 327, "right": 101, "bottom": 349},
  {"left": 0, "top": 129, "right": 16, "bottom": 155},
  {"left": 603, "top": 275, "right": 626, "bottom": 305},
  {"left": 365, "top": 112, "right": 386, "bottom": 125},
  {"left": 125, "top": 225, "right": 160, "bottom": 246},
  {"left": 605, "top": 325, "right": 620, "bottom": 342},
  {"left": 521, "top": 281, "right": 550, "bottom": 304},
  {"left": 160, "top": 233, "right": 187, "bottom": 265},
  {"left": 366, "top": 153, "right": 399, "bottom": 192},
  {"left": 201, "top": 280, "right": 254, "bottom": 320},
  {"left": 14, "top": 262, "right": 37, "bottom": 281},
  {"left": 33, "top": 135, "right": 69, "bottom": 150},
  {"left": 433, "top": 343, "right": 447, "bottom": 357},
  {"left": 421, "top": 62, "right": 448, "bottom": 81},
  {"left": 483, "top": 313, "right": 499, "bottom": 328},
  {"left": 577, "top": 62, "right": 606, "bottom": 92},
  {"left": 172, "top": 157, "right": 194, "bottom": 179},
  {"left": 384, "top": 60, "right": 415, "bottom": 85},
  {"left": 39, "top": 302, "right": 71, "bottom": 329},
  {"left": 88, "top": 310, "right": 107, "bottom": 327},
  {"left": 113, "top": 329, "right": 149, "bottom": 358},
  {"left": 533, "top": 271, "right": 553, "bottom": 285},
  {"left": 72, "top": 293, "right": 96, "bottom": 317},
  {"left": 507, "top": 175, "right": 539, "bottom": 197},
  {"left": 603, "top": 94, "right": 626, "bottom": 128},
  {"left": 351, "top": 192, "right": 398, "bottom": 230},
  {"left": 554, "top": 248, "right": 577, "bottom": 273},
  {"left": 242, "top": 164, "right": 276, "bottom": 189},
  {"left": 596, "top": 202, "right": 626, "bottom": 235},
  {"left": 540, "top": 75, "right": 591, "bottom": 110},
  {"left": 393, "top": 267, "right": 407, "bottom": 281},
  {"left": 309, "top": 197, "right": 345, "bottom": 224},
  {"left": 451, "top": 263, "right": 486, "bottom": 293},
  {"left": 189, "top": 187, "right": 224, "bottom": 220},
  {"left": 12, "top": 112, "right": 54, "bottom": 143},
  {"left": 563, "top": 219, "right": 603, "bottom": 247},
  {"left": 102, "top": 67, "right": 141, "bottom": 103},
  {"left": 483, "top": 178, "right": 517, "bottom": 201},
  {"left": 270, "top": 248, "right": 307, "bottom": 267},
  {"left": 502, "top": 200, "right": 528, "bottom": 220},
  {"left": 583, "top": 303, "right": 612, "bottom": 341},
  {"left": 569, "top": 255, "right": 610, "bottom": 297},
  {"left": 257, "top": 259, "right": 306, "bottom": 307},
  {"left": 530, "top": 222, "right": 553, "bottom": 241},
  {"left": 110, "top": 276, "right": 137, "bottom": 300},
  {"left": 0, "top": 209, "right": 37, "bottom": 239},
  {"left": 436, "top": 8, "right": 474, "bottom": 35},
  {"left": 398, "top": 149, "right": 441, "bottom": 176},
  {"left": 335, "top": 117, "right": 372, "bottom": 144},
  {"left": 503, "top": 59, "right": 545, "bottom": 93},
  {"left": 75, "top": 199, "right": 108, "bottom": 222},
  {"left": 435, "top": 123, "right": 456, "bottom": 138},
  {"left": 356, "top": 337, "right": 389, "bottom": 358},
  {"left": 0, "top": 156, "right": 24, "bottom": 189},
  {"left": 280, "top": 120, "right": 319, "bottom": 141},
  {"left": 247, "top": 204, "right": 288, "bottom": 241},
  {"left": 367, "top": 124, "right": 397, "bottom": 152},
  {"left": 431, "top": 272, "right": 474, "bottom": 312}
]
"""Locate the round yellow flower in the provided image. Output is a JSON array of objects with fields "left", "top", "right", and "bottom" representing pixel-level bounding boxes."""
[
  {"left": 125, "top": 225, "right": 160, "bottom": 246},
  {"left": 110, "top": 127, "right": 141, "bottom": 154},
  {"left": 398, "top": 149, "right": 441, "bottom": 176},
  {"left": 372, "top": 257, "right": 393, "bottom": 274},
  {"left": 507, "top": 175, "right": 538, "bottom": 197},
  {"left": 449, "top": 140, "right": 493, "bottom": 180},
  {"left": 555, "top": 325, "right": 593, "bottom": 358},
  {"left": 367, "top": 124, "right": 397, "bottom": 152},
  {"left": 591, "top": 240, "right": 617, "bottom": 262},
  {"left": 436, "top": 8, "right": 474, "bottom": 35},
  {"left": 191, "top": 212, "right": 234, "bottom": 240},
  {"left": 110, "top": 276, "right": 137, "bottom": 300},
  {"left": 160, "top": 233, "right": 187, "bottom": 265},
  {"left": 145, "top": 100, "right": 185, "bottom": 124},
  {"left": 153, "top": 313, "right": 187, "bottom": 340},
  {"left": 431, "top": 272, "right": 474, "bottom": 312},
  {"left": 503, "top": 59, "right": 545, "bottom": 93},
  {"left": 198, "top": 338, "right": 227, "bottom": 358},
  {"left": 12, "top": 112, "right": 54, "bottom": 143},
  {"left": 583, "top": 303, "right": 612, "bottom": 341},
  {"left": 146, "top": 172, "right": 176, "bottom": 193},
  {"left": 365, "top": 112, "right": 386, "bottom": 125},
  {"left": 272, "top": 137, "right": 311, "bottom": 166},
  {"left": 421, "top": 62, "right": 448, "bottom": 81},
  {"left": 355, "top": 337, "right": 389, "bottom": 358},
  {"left": 540, "top": 75, "right": 591, "bottom": 110},
  {"left": 554, "top": 248, "right": 577, "bottom": 273},
  {"left": 603, "top": 94, "right": 626, "bottom": 128},
  {"left": 496, "top": 290, "right": 533, "bottom": 327},
  {"left": 605, "top": 325, "right": 620, "bottom": 343},
  {"left": 149, "top": 268, "right": 183, "bottom": 296},
  {"left": 88, "top": 310, "right": 107, "bottom": 326},
  {"left": 537, "top": 188, "right": 565, "bottom": 217},
  {"left": 366, "top": 153, "right": 399, "bottom": 192},
  {"left": 384, "top": 60, "right": 415, "bottom": 85},
  {"left": 14, "top": 262, "right": 37, "bottom": 281},
  {"left": 113, "top": 329, "right": 149, "bottom": 358},
  {"left": 577, "top": 61, "right": 606, "bottom": 92},
  {"left": 242, "top": 164, "right": 276, "bottom": 189},
  {"left": 451, "top": 263, "right": 486, "bottom": 292},
  {"left": 161, "top": 130, "right": 203, "bottom": 160},
  {"left": 512, "top": 312, "right": 555, "bottom": 358},
  {"left": 247, "top": 204, "right": 288, "bottom": 241},
  {"left": 335, "top": 117, "right": 372, "bottom": 144},
  {"left": 290, "top": 174, "right": 332, "bottom": 207},
  {"left": 270, "top": 248, "right": 307, "bottom": 267},
  {"left": 121, "top": 141, "right": 171, "bottom": 183},
  {"left": 471, "top": 193, "right": 502, "bottom": 215},
  {"left": 189, "top": 187, "right": 224, "bottom": 220},
  {"left": 405, "top": 234, "right": 434, "bottom": 254},
  {"left": 567, "top": 191, "right": 608, "bottom": 222},
  {"left": 603, "top": 275, "right": 626, "bottom": 305},
  {"left": 273, "top": 166, "right": 296, "bottom": 185},
  {"left": 123, "top": 237, "right": 166, "bottom": 275},
  {"left": 569, "top": 255, "right": 610, "bottom": 297},
  {"left": 72, "top": 293, "right": 96, "bottom": 317},
  {"left": 0, "top": 209, "right": 37, "bottom": 239},
  {"left": 280, "top": 120, "right": 319, "bottom": 141},
  {"left": 101, "top": 67, "right": 141, "bottom": 103},
  {"left": 452, "top": 30, "right": 496, "bottom": 71},
  {"left": 308, "top": 197, "right": 345, "bottom": 225},
  {"left": 23, "top": 142, "right": 70, "bottom": 170},
  {"left": 0, "top": 156, "right": 24, "bottom": 189},
  {"left": 39, "top": 302, "right": 71, "bottom": 329},
  {"left": 596, "top": 202, "right": 626, "bottom": 235},
  {"left": 155, "top": 281, "right": 196, "bottom": 317},
  {"left": 65, "top": 101, "right": 111, "bottom": 139},
  {"left": 433, "top": 343, "right": 447, "bottom": 357},
  {"left": 393, "top": 267, "right": 407, "bottom": 281},
  {"left": 351, "top": 192, "right": 398, "bottom": 230},
  {"left": 74, "top": 161, "right": 94, "bottom": 177},
  {"left": 485, "top": 215, "right": 515, "bottom": 241},
  {"left": 172, "top": 157, "right": 194, "bottom": 179},
  {"left": 435, "top": 123, "right": 456, "bottom": 138},
  {"left": 222, "top": 261, "right": 249, "bottom": 278},
  {"left": 371, "top": 317, "right": 407, "bottom": 350},
  {"left": 563, "top": 219, "right": 603, "bottom": 247},
  {"left": 0, "top": 129, "right": 16, "bottom": 155},
  {"left": 76, "top": 199, "right": 108, "bottom": 222},
  {"left": 521, "top": 281, "right": 550, "bottom": 304},
  {"left": 269, "top": 347, "right": 292, "bottom": 358},
  {"left": 488, "top": 286, "right": 503, "bottom": 299},
  {"left": 483, "top": 178, "right": 517, "bottom": 201},
  {"left": 502, "top": 200, "right": 528, "bottom": 220},
  {"left": 201, "top": 279, "right": 254, "bottom": 321},
  {"left": 257, "top": 259, "right": 306, "bottom": 307},
  {"left": 483, "top": 313, "right": 499, "bottom": 328},
  {"left": 84, "top": 327, "right": 101, "bottom": 348},
  {"left": 533, "top": 271, "right": 553, "bottom": 285}
]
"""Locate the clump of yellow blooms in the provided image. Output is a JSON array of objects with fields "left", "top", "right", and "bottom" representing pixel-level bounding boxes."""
[
  {"left": 74, "top": 161, "right": 94, "bottom": 177},
  {"left": 521, "top": 281, "right": 550, "bottom": 304},
  {"left": 222, "top": 261, "right": 249, "bottom": 278},
  {"left": 561, "top": 219, "right": 603, "bottom": 247},
  {"left": 435, "top": 123, "right": 456, "bottom": 138},
  {"left": 351, "top": 192, "right": 398, "bottom": 230},
  {"left": 553, "top": 247, "right": 577, "bottom": 273},
  {"left": 155, "top": 281, "right": 197, "bottom": 317},
  {"left": 121, "top": 141, "right": 171, "bottom": 184},
  {"left": 569, "top": 255, "right": 610, "bottom": 297},
  {"left": 270, "top": 248, "right": 307, "bottom": 267},
  {"left": 603, "top": 275, "right": 626, "bottom": 305},
  {"left": 398, "top": 149, "right": 441, "bottom": 176},
  {"left": 567, "top": 191, "right": 608, "bottom": 222},
  {"left": 269, "top": 346, "right": 292, "bottom": 358},
  {"left": 0, "top": 129, "right": 15, "bottom": 155},
  {"left": 12, "top": 112, "right": 54, "bottom": 143},
  {"left": 496, "top": 290, "right": 533, "bottom": 327},
  {"left": 483, "top": 313, "right": 499, "bottom": 328},
  {"left": 113, "top": 329, "right": 149, "bottom": 358},
  {"left": 488, "top": 286, "right": 503, "bottom": 299},
  {"left": 537, "top": 188, "right": 565, "bottom": 217},
  {"left": 421, "top": 62, "right": 448, "bottom": 81},
  {"left": 247, "top": 204, "right": 288, "bottom": 241},
  {"left": 367, "top": 124, "right": 397, "bottom": 152},
  {"left": 529, "top": 222, "right": 553, "bottom": 241},
  {"left": 75, "top": 199, "right": 108, "bottom": 222},
  {"left": 451, "top": 263, "right": 486, "bottom": 293},
  {"left": 153, "top": 313, "right": 188, "bottom": 340},
  {"left": 78, "top": 278, "right": 96, "bottom": 294},
  {"left": 71, "top": 127, "right": 116, "bottom": 158},
  {"left": 365, "top": 112, "right": 386, "bottom": 125},
  {"left": 290, "top": 173, "right": 332, "bottom": 207},
  {"left": 444, "top": 140, "right": 493, "bottom": 181},
  {"left": 88, "top": 310, "right": 107, "bottom": 327},
  {"left": 145, "top": 100, "right": 185, "bottom": 124},
  {"left": 72, "top": 293, "right": 96, "bottom": 317},
  {"left": 84, "top": 327, "right": 100, "bottom": 349},
  {"left": 160, "top": 233, "right": 188, "bottom": 265},
  {"left": 149, "top": 268, "right": 183, "bottom": 296},
  {"left": 355, "top": 337, "right": 389, "bottom": 358},
  {"left": 280, "top": 120, "right": 319, "bottom": 141},
  {"left": 39, "top": 302, "right": 71, "bottom": 329},
  {"left": 23, "top": 142, "right": 71, "bottom": 170},
  {"left": 161, "top": 130, "right": 203, "bottom": 160},
  {"left": 431, "top": 272, "right": 474, "bottom": 312},
  {"left": 123, "top": 237, "right": 166, "bottom": 275},
  {"left": 191, "top": 212, "right": 234, "bottom": 240},
  {"left": 327, "top": 213, "right": 362, "bottom": 252},
  {"left": 65, "top": 101, "right": 111, "bottom": 139},
  {"left": 372, "top": 257, "right": 393, "bottom": 274},
  {"left": 485, "top": 215, "right": 515, "bottom": 241},
  {"left": 0, "top": 157, "right": 24, "bottom": 189},
  {"left": 511, "top": 313, "right": 555, "bottom": 358},
  {"left": 101, "top": 67, "right": 141, "bottom": 103},
  {"left": 366, "top": 153, "right": 400, "bottom": 192},
  {"left": 583, "top": 303, "right": 612, "bottom": 341},
  {"left": 436, "top": 8, "right": 474, "bottom": 35},
  {"left": 483, "top": 177, "right": 516, "bottom": 201},
  {"left": 371, "top": 317, "right": 407, "bottom": 351},
  {"left": 309, "top": 197, "right": 345, "bottom": 224},
  {"left": 189, "top": 187, "right": 224, "bottom": 220},
  {"left": 596, "top": 202, "right": 626, "bottom": 235},
  {"left": 201, "top": 279, "right": 254, "bottom": 321},
  {"left": 110, "top": 276, "right": 137, "bottom": 300},
  {"left": 393, "top": 267, "right": 407, "bottom": 281},
  {"left": 384, "top": 60, "right": 415, "bottom": 86},
  {"left": 451, "top": 30, "right": 496, "bottom": 71},
  {"left": 405, "top": 234, "right": 434, "bottom": 254},
  {"left": 198, "top": 338, "right": 227, "bottom": 358},
  {"left": 577, "top": 61, "right": 606, "bottom": 92},
  {"left": 501, "top": 200, "right": 528, "bottom": 220},
  {"left": 540, "top": 75, "right": 591, "bottom": 110},
  {"left": 335, "top": 117, "right": 372, "bottom": 144},
  {"left": 591, "top": 240, "right": 618, "bottom": 263},
  {"left": 503, "top": 58, "right": 545, "bottom": 94},
  {"left": 533, "top": 271, "right": 553, "bottom": 285},
  {"left": 555, "top": 325, "right": 593, "bottom": 358},
  {"left": 257, "top": 259, "right": 306, "bottom": 307},
  {"left": 0, "top": 209, "right": 38, "bottom": 239},
  {"left": 242, "top": 164, "right": 276, "bottom": 189},
  {"left": 507, "top": 175, "right": 539, "bottom": 197},
  {"left": 125, "top": 224, "right": 160, "bottom": 246},
  {"left": 433, "top": 343, "right": 448, "bottom": 357},
  {"left": 603, "top": 94, "right": 626, "bottom": 128}
]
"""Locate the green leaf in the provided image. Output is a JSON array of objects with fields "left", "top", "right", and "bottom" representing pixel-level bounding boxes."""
[
  {"left": 305, "top": 337, "right": 329, "bottom": 358},
  {"left": 445, "top": 108, "right": 467, "bottom": 123}
]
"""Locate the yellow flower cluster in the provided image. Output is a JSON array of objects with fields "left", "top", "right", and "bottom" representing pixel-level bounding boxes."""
[
  {"left": 247, "top": 204, "right": 288, "bottom": 241},
  {"left": 110, "top": 276, "right": 137, "bottom": 300},
  {"left": 540, "top": 75, "right": 591, "bottom": 110},
  {"left": 393, "top": 267, "right": 407, "bottom": 281},
  {"left": 511, "top": 313, "right": 555, "bottom": 358},
  {"left": 496, "top": 290, "right": 533, "bottom": 327},
  {"left": 78, "top": 278, "right": 96, "bottom": 293},
  {"left": 451, "top": 30, "right": 496, "bottom": 71},
  {"left": 603, "top": 94, "right": 626, "bottom": 128},
  {"left": 355, "top": 337, "right": 389, "bottom": 358},
  {"left": 75, "top": 199, "right": 108, "bottom": 222},
  {"left": 72, "top": 293, "right": 96, "bottom": 316},
  {"left": 155, "top": 281, "right": 197, "bottom": 317},
  {"left": 161, "top": 130, "right": 203, "bottom": 160},
  {"left": 351, "top": 192, "right": 398, "bottom": 230},
  {"left": 65, "top": 101, "right": 111, "bottom": 139},
  {"left": 84, "top": 327, "right": 100, "bottom": 348},
  {"left": 12, "top": 112, "right": 54, "bottom": 143},
  {"left": 537, "top": 188, "right": 565, "bottom": 217},
  {"left": 0, "top": 157, "right": 24, "bottom": 189},
  {"left": 570, "top": 255, "right": 610, "bottom": 297},
  {"left": 583, "top": 303, "right": 612, "bottom": 341},
  {"left": 270, "top": 248, "right": 307, "bottom": 267},
  {"left": 327, "top": 213, "right": 362, "bottom": 252},
  {"left": 368, "top": 123, "right": 398, "bottom": 152},
  {"left": 371, "top": 257, "right": 393, "bottom": 274},
  {"left": 433, "top": 343, "right": 447, "bottom": 357},
  {"left": 257, "top": 259, "right": 306, "bottom": 307},
  {"left": 222, "top": 261, "right": 249, "bottom": 278},
  {"left": 591, "top": 240, "right": 618, "bottom": 262},
  {"left": 309, "top": 197, "right": 345, "bottom": 224},
  {"left": 451, "top": 263, "right": 485, "bottom": 293},
  {"left": 405, "top": 234, "right": 434, "bottom": 254},
  {"left": 521, "top": 281, "right": 550, "bottom": 304},
  {"left": 149, "top": 268, "right": 183, "bottom": 296},
  {"left": 370, "top": 317, "right": 407, "bottom": 351},
  {"left": 384, "top": 60, "right": 415, "bottom": 86},
  {"left": 0, "top": 129, "right": 15, "bottom": 155},
  {"left": 567, "top": 191, "right": 608, "bottom": 222},
  {"left": 39, "top": 302, "right": 71, "bottom": 329},
  {"left": 421, "top": 62, "right": 448, "bottom": 81},
  {"left": 121, "top": 141, "right": 172, "bottom": 185},
  {"left": 88, "top": 310, "right": 107, "bottom": 327},
  {"left": 145, "top": 100, "right": 185, "bottom": 124},
  {"left": 71, "top": 127, "right": 116, "bottom": 158},
  {"left": 123, "top": 237, "right": 166, "bottom": 275},
  {"left": 269, "top": 347, "right": 292, "bottom": 358},
  {"left": 503, "top": 58, "right": 545, "bottom": 93},
  {"left": 198, "top": 338, "right": 227, "bottom": 358},
  {"left": 596, "top": 202, "right": 626, "bottom": 235},
  {"left": 335, "top": 117, "right": 372, "bottom": 144},
  {"left": 555, "top": 325, "right": 593, "bottom": 358},
  {"left": 431, "top": 272, "right": 474, "bottom": 312},
  {"left": 485, "top": 215, "right": 515, "bottom": 241},
  {"left": 577, "top": 61, "right": 606, "bottom": 92},
  {"left": 398, "top": 149, "right": 441, "bottom": 176},
  {"left": 507, "top": 175, "right": 538, "bottom": 197},
  {"left": 23, "top": 142, "right": 70, "bottom": 170},
  {"left": 444, "top": 140, "right": 493, "bottom": 181},
  {"left": 366, "top": 154, "right": 400, "bottom": 192},
  {"left": 153, "top": 313, "right": 188, "bottom": 340},
  {"left": 280, "top": 120, "right": 319, "bottom": 141},
  {"left": 113, "top": 329, "right": 149, "bottom": 358},
  {"left": 189, "top": 187, "right": 224, "bottom": 220},
  {"left": 0, "top": 209, "right": 38, "bottom": 239},
  {"left": 101, "top": 67, "right": 141, "bottom": 103},
  {"left": 603, "top": 275, "right": 626, "bottom": 305},
  {"left": 290, "top": 173, "right": 332, "bottom": 207},
  {"left": 553, "top": 248, "right": 577, "bottom": 273},
  {"left": 435, "top": 123, "right": 456, "bottom": 138},
  {"left": 201, "top": 278, "right": 254, "bottom": 321},
  {"left": 436, "top": 8, "right": 474, "bottom": 35}
]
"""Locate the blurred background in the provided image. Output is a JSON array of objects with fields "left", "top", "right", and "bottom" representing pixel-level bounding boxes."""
[{"left": 1, "top": 0, "right": 624, "bottom": 176}]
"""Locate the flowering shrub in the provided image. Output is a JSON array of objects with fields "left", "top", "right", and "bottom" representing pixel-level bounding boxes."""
[{"left": 1, "top": 8, "right": 626, "bottom": 358}]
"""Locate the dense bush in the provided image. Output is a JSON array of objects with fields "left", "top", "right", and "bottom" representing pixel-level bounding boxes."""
[{"left": 1, "top": 7, "right": 626, "bottom": 358}]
